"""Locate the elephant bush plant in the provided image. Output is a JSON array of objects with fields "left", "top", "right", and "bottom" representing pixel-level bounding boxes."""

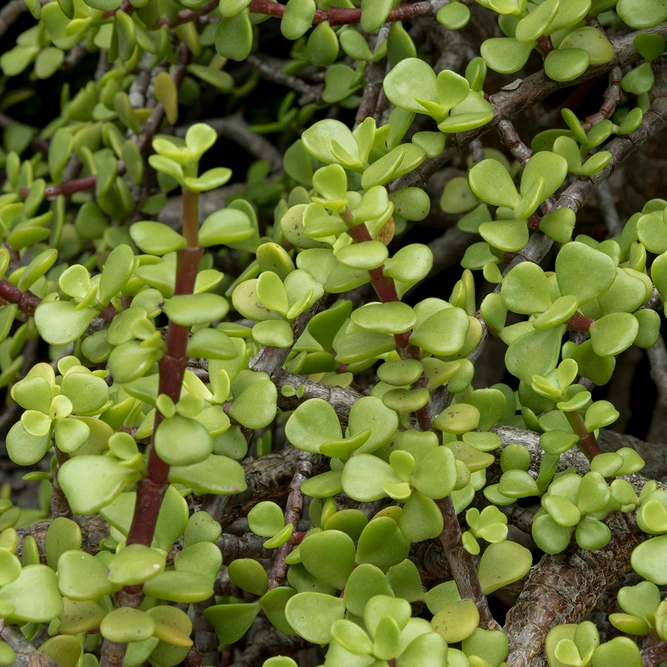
[{"left": 1, "top": 0, "right": 667, "bottom": 665}]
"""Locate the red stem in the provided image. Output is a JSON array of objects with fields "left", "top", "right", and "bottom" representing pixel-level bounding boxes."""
[
  {"left": 0, "top": 279, "right": 41, "bottom": 315},
  {"left": 565, "top": 410, "right": 602, "bottom": 461},
  {"left": 141, "top": 0, "right": 437, "bottom": 30},
  {"left": 566, "top": 312, "right": 595, "bottom": 331},
  {"left": 126, "top": 188, "right": 201, "bottom": 546}
]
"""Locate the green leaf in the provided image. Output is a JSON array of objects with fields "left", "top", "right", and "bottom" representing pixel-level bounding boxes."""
[
  {"left": 469, "top": 159, "right": 520, "bottom": 208},
  {"left": 284, "top": 592, "right": 346, "bottom": 644},
  {"left": 155, "top": 415, "right": 213, "bottom": 466},
  {"left": 199, "top": 208, "right": 253, "bottom": 247},
  {"left": 477, "top": 541, "right": 532, "bottom": 595},
  {"left": 99, "top": 244, "right": 135, "bottom": 305},
  {"left": 515, "top": 0, "right": 559, "bottom": 43},
  {"left": 204, "top": 603, "right": 261, "bottom": 644},
  {"left": 6, "top": 422, "right": 51, "bottom": 466},
  {"left": 410, "top": 306, "right": 470, "bottom": 356},
  {"left": 0, "top": 565, "right": 62, "bottom": 623},
  {"left": 143, "top": 570, "right": 214, "bottom": 603},
  {"left": 501, "top": 262, "right": 552, "bottom": 314},
  {"left": 437, "top": 1, "right": 471, "bottom": 30},
  {"left": 302, "top": 119, "right": 360, "bottom": 166},
  {"left": 59, "top": 456, "right": 136, "bottom": 514},
  {"left": 589, "top": 312, "right": 639, "bottom": 357},
  {"left": 635, "top": 33, "right": 666, "bottom": 61},
  {"left": 432, "top": 599, "right": 479, "bottom": 643},
  {"left": 215, "top": 12, "right": 253, "bottom": 61},
  {"left": 616, "top": 0, "right": 667, "bottom": 29},
  {"left": 559, "top": 27, "right": 614, "bottom": 65},
  {"left": 506, "top": 325, "right": 565, "bottom": 385},
  {"left": 169, "top": 454, "right": 247, "bottom": 495},
  {"left": 228, "top": 559, "right": 269, "bottom": 596},
  {"left": 336, "top": 241, "right": 388, "bottom": 271},
  {"left": 101, "top": 607, "right": 156, "bottom": 644},
  {"left": 399, "top": 490, "right": 443, "bottom": 542},
  {"left": 281, "top": 0, "right": 316, "bottom": 40},
  {"left": 356, "top": 517, "right": 410, "bottom": 571},
  {"left": 361, "top": 0, "right": 392, "bottom": 32},
  {"left": 34, "top": 301, "right": 98, "bottom": 346},
  {"left": 544, "top": 48, "right": 590, "bottom": 82},
  {"left": 163, "top": 293, "right": 229, "bottom": 326},
  {"left": 307, "top": 21, "right": 339, "bottom": 67},
  {"left": 248, "top": 501, "right": 285, "bottom": 538},
  {"left": 481, "top": 38, "right": 535, "bottom": 74},
  {"left": 108, "top": 545, "right": 165, "bottom": 586},
  {"left": 623, "top": 62, "right": 655, "bottom": 96},
  {"left": 556, "top": 241, "right": 615, "bottom": 305},
  {"left": 591, "top": 637, "right": 642, "bottom": 667},
  {"left": 260, "top": 587, "right": 297, "bottom": 635},
  {"left": 285, "top": 398, "right": 342, "bottom": 454},
  {"left": 342, "top": 454, "right": 400, "bottom": 502},
  {"left": 383, "top": 58, "right": 439, "bottom": 115},
  {"left": 300, "top": 530, "right": 356, "bottom": 590}
]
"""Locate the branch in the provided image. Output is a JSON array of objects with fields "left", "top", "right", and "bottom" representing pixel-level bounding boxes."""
[
  {"left": 582, "top": 66, "right": 623, "bottom": 131},
  {"left": 491, "top": 426, "right": 666, "bottom": 667},
  {"left": 267, "top": 451, "right": 312, "bottom": 590},
  {"left": 0, "top": 623, "right": 59, "bottom": 667},
  {"left": 391, "top": 22, "right": 667, "bottom": 191}
]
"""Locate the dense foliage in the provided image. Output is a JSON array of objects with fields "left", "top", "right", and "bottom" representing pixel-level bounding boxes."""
[{"left": 1, "top": 0, "right": 667, "bottom": 665}]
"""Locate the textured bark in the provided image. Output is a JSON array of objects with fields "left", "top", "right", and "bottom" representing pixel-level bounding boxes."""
[{"left": 0, "top": 625, "right": 59, "bottom": 667}]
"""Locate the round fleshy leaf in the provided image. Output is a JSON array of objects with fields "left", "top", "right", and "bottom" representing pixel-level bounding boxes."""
[
  {"left": 130, "top": 222, "right": 186, "bottom": 255},
  {"left": 155, "top": 415, "right": 213, "bottom": 467},
  {"left": 616, "top": 0, "right": 667, "bottom": 29},
  {"left": 342, "top": 454, "right": 401, "bottom": 502},
  {"left": 108, "top": 545, "right": 165, "bottom": 586},
  {"left": 348, "top": 396, "right": 399, "bottom": 455},
  {"left": 0, "top": 564, "right": 62, "bottom": 622},
  {"left": 589, "top": 312, "right": 639, "bottom": 357},
  {"left": 356, "top": 517, "right": 411, "bottom": 571},
  {"left": 432, "top": 599, "right": 479, "bottom": 643},
  {"left": 204, "top": 602, "right": 261, "bottom": 644},
  {"left": 631, "top": 536, "right": 667, "bottom": 585},
  {"left": 433, "top": 403, "right": 480, "bottom": 434},
  {"left": 248, "top": 501, "right": 285, "bottom": 538},
  {"left": 398, "top": 490, "right": 444, "bottom": 542},
  {"left": 163, "top": 294, "right": 229, "bottom": 326},
  {"left": 101, "top": 607, "right": 156, "bottom": 644},
  {"left": 168, "top": 454, "right": 246, "bottom": 495},
  {"left": 146, "top": 605, "right": 193, "bottom": 648},
  {"left": 515, "top": 0, "right": 559, "bottom": 42},
  {"left": 285, "top": 398, "right": 342, "bottom": 454},
  {"left": 383, "top": 58, "right": 439, "bottom": 115},
  {"left": 228, "top": 380, "right": 277, "bottom": 430},
  {"left": 591, "top": 637, "right": 642, "bottom": 667},
  {"left": 34, "top": 301, "right": 98, "bottom": 346},
  {"left": 478, "top": 541, "right": 533, "bottom": 595},
  {"left": 45, "top": 517, "right": 82, "bottom": 571},
  {"left": 469, "top": 159, "right": 519, "bottom": 209},
  {"left": 300, "top": 530, "right": 356, "bottom": 590},
  {"left": 57, "top": 550, "right": 115, "bottom": 601},
  {"left": 59, "top": 456, "right": 136, "bottom": 515},
  {"left": 285, "top": 592, "right": 346, "bottom": 644},
  {"left": 481, "top": 38, "right": 535, "bottom": 74},
  {"left": 501, "top": 262, "right": 551, "bottom": 314},
  {"left": 410, "top": 306, "right": 470, "bottom": 356},
  {"left": 228, "top": 559, "right": 269, "bottom": 596},
  {"left": 544, "top": 48, "right": 590, "bottom": 82}
]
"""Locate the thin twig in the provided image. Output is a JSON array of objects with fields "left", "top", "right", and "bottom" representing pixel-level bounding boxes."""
[{"left": 267, "top": 452, "right": 313, "bottom": 589}]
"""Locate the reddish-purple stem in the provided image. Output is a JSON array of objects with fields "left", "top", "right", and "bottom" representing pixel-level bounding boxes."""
[
  {"left": 566, "top": 312, "right": 595, "bottom": 331},
  {"left": 126, "top": 191, "right": 202, "bottom": 547}
]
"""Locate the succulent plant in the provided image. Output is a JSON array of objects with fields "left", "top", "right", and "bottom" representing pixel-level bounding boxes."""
[{"left": 0, "top": 0, "right": 666, "bottom": 666}]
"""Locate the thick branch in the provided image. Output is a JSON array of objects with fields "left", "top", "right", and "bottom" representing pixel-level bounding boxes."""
[{"left": 391, "top": 23, "right": 667, "bottom": 191}]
